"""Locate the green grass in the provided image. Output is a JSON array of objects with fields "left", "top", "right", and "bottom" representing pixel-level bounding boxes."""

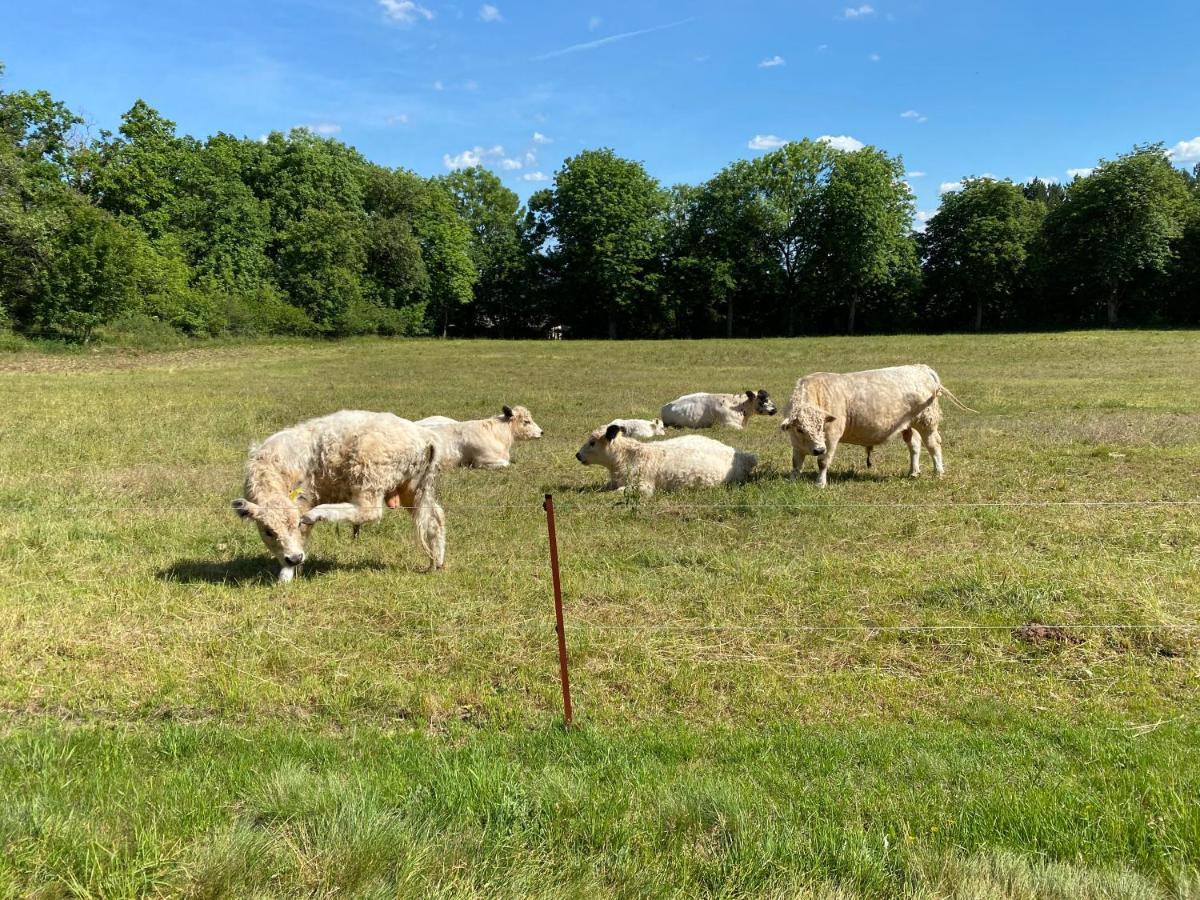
[{"left": 1, "top": 331, "right": 1198, "bottom": 897}]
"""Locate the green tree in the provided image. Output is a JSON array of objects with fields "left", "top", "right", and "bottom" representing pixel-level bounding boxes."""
[
  {"left": 816, "top": 145, "right": 917, "bottom": 334},
  {"left": 414, "top": 179, "right": 476, "bottom": 337},
  {"left": 922, "top": 178, "right": 1043, "bottom": 331},
  {"left": 543, "top": 149, "right": 666, "bottom": 338},
  {"left": 1041, "top": 145, "right": 1192, "bottom": 326}
]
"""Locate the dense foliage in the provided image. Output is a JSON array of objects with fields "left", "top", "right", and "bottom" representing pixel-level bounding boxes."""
[{"left": 1, "top": 68, "right": 1197, "bottom": 341}]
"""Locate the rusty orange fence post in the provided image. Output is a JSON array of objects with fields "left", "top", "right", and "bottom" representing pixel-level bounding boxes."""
[{"left": 543, "top": 493, "right": 574, "bottom": 726}]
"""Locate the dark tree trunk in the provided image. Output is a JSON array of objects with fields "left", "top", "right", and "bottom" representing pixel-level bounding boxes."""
[
  {"left": 787, "top": 303, "right": 796, "bottom": 338},
  {"left": 607, "top": 310, "right": 617, "bottom": 340},
  {"left": 974, "top": 297, "right": 984, "bottom": 333},
  {"left": 1106, "top": 284, "right": 1120, "bottom": 327},
  {"left": 847, "top": 294, "right": 858, "bottom": 335},
  {"left": 725, "top": 296, "right": 733, "bottom": 338}
]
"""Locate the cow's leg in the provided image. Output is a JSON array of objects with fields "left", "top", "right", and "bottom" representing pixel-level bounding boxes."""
[
  {"left": 409, "top": 497, "right": 446, "bottom": 571},
  {"left": 916, "top": 422, "right": 945, "bottom": 476},
  {"left": 902, "top": 427, "right": 922, "bottom": 477},
  {"left": 301, "top": 495, "right": 385, "bottom": 528},
  {"left": 790, "top": 444, "right": 806, "bottom": 481},
  {"left": 865, "top": 446, "right": 874, "bottom": 469},
  {"left": 471, "top": 455, "right": 511, "bottom": 470},
  {"left": 816, "top": 441, "right": 839, "bottom": 488}
]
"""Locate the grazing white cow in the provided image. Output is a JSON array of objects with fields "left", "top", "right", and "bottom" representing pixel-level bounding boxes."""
[
  {"left": 576, "top": 424, "right": 757, "bottom": 496},
  {"left": 604, "top": 417, "right": 666, "bottom": 439},
  {"left": 232, "top": 411, "right": 446, "bottom": 582},
  {"left": 420, "top": 405, "right": 543, "bottom": 469},
  {"left": 780, "top": 364, "right": 974, "bottom": 487},
  {"left": 661, "top": 390, "right": 777, "bottom": 430}
]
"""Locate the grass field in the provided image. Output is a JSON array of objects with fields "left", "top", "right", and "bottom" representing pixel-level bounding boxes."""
[{"left": 1, "top": 332, "right": 1198, "bottom": 898}]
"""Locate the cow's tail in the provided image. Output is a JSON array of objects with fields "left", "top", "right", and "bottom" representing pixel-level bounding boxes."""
[
  {"left": 412, "top": 440, "right": 446, "bottom": 569},
  {"left": 937, "top": 384, "right": 978, "bottom": 413}
]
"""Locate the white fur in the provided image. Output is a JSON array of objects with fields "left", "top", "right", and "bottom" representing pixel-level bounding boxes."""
[
  {"left": 660, "top": 391, "right": 777, "bottom": 430},
  {"left": 604, "top": 417, "right": 666, "bottom": 439},
  {"left": 419, "top": 405, "right": 543, "bottom": 469},
  {"left": 576, "top": 429, "right": 757, "bottom": 496}
]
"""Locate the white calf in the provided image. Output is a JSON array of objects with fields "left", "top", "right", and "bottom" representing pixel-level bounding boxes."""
[
  {"left": 575, "top": 424, "right": 757, "bottom": 496},
  {"left": 420, "top": 405, "right": 543, "bottom": 469},
  {"left": 661, "top": 390, "right": 777, "bottom": 430}
]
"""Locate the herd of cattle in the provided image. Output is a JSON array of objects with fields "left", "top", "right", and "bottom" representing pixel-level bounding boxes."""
[{"left": 232, "top": 364, "right": 974, "bottom": 582}]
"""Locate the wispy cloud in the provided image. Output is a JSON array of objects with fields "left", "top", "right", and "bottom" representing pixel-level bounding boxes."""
[
  {"left": 817, "top": 43, "right": 829, "bottom": 51},
  {"left": 379, "top": 0, "right": 434, "bottom": 26},
  {"left": 843, "top": 4, "right": 875, "bottom": 18},
  {"left": 1066, "top": 167, "right": 1094, "bottom": 179},
  {"left": 1167, "top": 136, "right": 1200, "bottom": 163},
  {"left": 939, "top": 181, "right": 963, "bottom": 194},
  {"left": 906, "top": 170, "right": 926, "bottom": 177},
  {"left": 533, "top": 17, "right": 695, "bottom": 61},
  {"left": 479, "top": 4, "right": 502, "bottom": 23},
  {"left": 914, "top": 209, "right": 935, "bottom": 232},
  {"left": 297, "top": 122, "right": 341, "bottom": 135},
  {"left": 444, "top": 143, "right": 533, "bottom": 172},
  {"left": 819, "top": 134, "right": 865, "bottom": 152},
  {"left": 522, "top": 171, "right": 550, "bottom": 182},
  {"left": 385, "top": 114, "right": 409, "bottom": 126},
  {"left": 748, "top": 134, "right": 788, "bottom": 150},
  {"left": 900, "top": 109, "right": 928, "bottom": 123},
  {"left": 532, "top": 131, "right": 551, "bottom": 144},
  {"left": 868, "top": 52, "right": 881, "bottom": 62},
  {"left": 758, "top": 55, "right": 786, "bottom": 68},
  {"left": 588, "top": 15, "right": 602, "bottom": 31}
]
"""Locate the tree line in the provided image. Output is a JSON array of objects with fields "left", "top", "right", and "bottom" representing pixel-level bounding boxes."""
[{"left": 2, "top": 69, "right": 1198, "bottom": 343}]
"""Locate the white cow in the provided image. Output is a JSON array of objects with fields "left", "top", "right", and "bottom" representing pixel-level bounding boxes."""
[
  {"left": 232, "top": 411, "right": 446, "bottom": 582},
  {"left": 780, "top": 364, "right": 975, "bottom": 487},
  {"left": 604, "top": 417, "right": 666, "bottom": 439},
  {"left": 576, "top": 424, "right": 757, "bottom": 496},
  {"left": 419, "top": 405, "right": 543, "bottom": 469},
  {"left": 661, "top": 390, "right": 777, "bottom": 430}
]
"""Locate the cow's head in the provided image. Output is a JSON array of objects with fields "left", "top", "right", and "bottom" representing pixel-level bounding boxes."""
[
  {"left": 576, "top": 424, "right": 624, "bottom": 466},
  {"left": 502, "top": 404, "right": 544, "bottom": 439},
  {"left": 650, "top": 418, "right": 666, "bottom": 436},
  {"left": 780, "top": 404, "right": 836, "bottom": 456},
  {"left": 232, "top": 496, "right": 311, "bottom": 572},
  {"left": 749, "top": 389, "right": 777, "bottom": 416}
]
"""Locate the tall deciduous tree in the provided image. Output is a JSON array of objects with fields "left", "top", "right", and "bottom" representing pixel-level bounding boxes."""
[
  {"left": 1042, "top": 145, "right": 1192, "bottom": 326},
  {"left": 544, "top": 149, "right": 665, "bottom": 338},
  {"left": 922, "top": 178, "right": 1043, "bottom": 331},
  {"left": 817, "top": 145, "right": 916, "bottom": 334}
]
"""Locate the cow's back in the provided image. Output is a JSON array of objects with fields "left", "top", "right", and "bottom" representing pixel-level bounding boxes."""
[{"left": 833, "top": 366, "right": 939, "bottom": 445}]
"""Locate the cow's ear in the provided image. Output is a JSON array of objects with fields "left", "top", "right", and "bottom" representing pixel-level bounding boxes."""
[
  {"left": 605, "top": 424, "right": 621, "bottom": 441},
  {"left": 825, "top": 414, "right": 837, "bottom": 424},
  {"left": 746, "top": 390, "right": 756, "bottom": 401},
  {"left": 502, "top": 405, "right": 513, "bottom": 420},
  {"left": 758, "top": 390, "right": 770, "bottom": 400},
  {"left": 231, "top": 498, "right": 257, "bottom": 520}
]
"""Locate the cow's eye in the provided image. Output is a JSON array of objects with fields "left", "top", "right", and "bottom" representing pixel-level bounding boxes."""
[
  {"left": 588, "top": 440, "right": 595, "bottom": 446},
  {"left": 264, "top": 528, "right": 276, "bottom": 540}
]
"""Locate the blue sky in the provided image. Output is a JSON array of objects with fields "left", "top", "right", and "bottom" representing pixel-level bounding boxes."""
[{"left": 4, "top": 0, "right": 1199, "bottom": 222}]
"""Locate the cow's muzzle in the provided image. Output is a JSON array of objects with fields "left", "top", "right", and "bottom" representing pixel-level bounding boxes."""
[
  {"left": 812, "top": 447, "right": 826, "bottom": 456},
  {"left": 284, "top": 552, "right": 305, "bottom": 566},
  {"left": 575, "top": 452, "right": 585, "bottom": 463}
]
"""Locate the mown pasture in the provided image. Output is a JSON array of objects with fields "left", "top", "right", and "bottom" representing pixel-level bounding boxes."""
[{"left": 0, "top": 332, "right": 1198, "bottom": 897}]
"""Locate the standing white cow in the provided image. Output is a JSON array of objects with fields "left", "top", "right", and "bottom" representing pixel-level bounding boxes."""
[
  {"left": 418, "top": 405, "right": 543, "bottom": 469},
  {"left": 780, "top": 364, "right": 974, "bottom": 487},
  {"left": 575, "top": 424, "right": 757, "bottom": 496},
  {"left": 232, "top": 411, "right": 446, "bottom": 582},
  {"left": 604, "top": 417, "right": 666, "bottom": 439},
  {"left": 660, "top": 390, "right": 777, "bottom": 430}
]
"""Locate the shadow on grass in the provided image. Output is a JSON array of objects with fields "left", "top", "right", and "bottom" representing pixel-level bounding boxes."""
[{"left": 158, "top": 556, "right": 388, "bottom": 586}]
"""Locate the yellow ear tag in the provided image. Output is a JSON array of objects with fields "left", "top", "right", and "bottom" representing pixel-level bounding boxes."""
[{"left": 289, "top": 486, "right": 305, "bottom": 502}]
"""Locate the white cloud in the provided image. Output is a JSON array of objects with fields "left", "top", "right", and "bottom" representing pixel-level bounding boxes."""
[
  {"left": 524, "top": 150, "right": 537, "bottom": 164},
  {"left": 522, "top": 171, "right": 549, "bottom": 182},
  {"left": 1167, "top": 136, "right": 1200, "bottom": 163},
  {"left": 386, "top": 114, "right": 409, "bottom": 126},
  {"left": 817, "top": 43, "right": 829, "bottom": 51},
  {"left": 463, "top": 79, "right": 479, "bottom": 91},
  {"left": 1066, "top": 167, "right": 1094, "bottom": 179},
  {"left": 432, "top": 79, "right": 445, "bottom": 90},
  {"left": 1024, "top": 175, "right": 1058, "bottom": 185},
  {"left": 843, "top": 4, "right": 874, "bottom": 17},
  {"left": 818, "top": 134, "right": 865, "bottom": 152},
  {"left": 444, "top": 144, "right": 531, "bottom": 172},
  {"left": 588, "top": 15, "right": 602, "bottom": 31},
  {"left": 906, "top": 170, "right": 926, "bottom": 178},
  {"left": 748, "top": 134, "right": 788, "bottom": 150},
  {"left": 900, "top": 109, "right": 927, "bottom": 122},
  {"left": 939, "top": 180, "right": 962, "bottom": 194},
  {"left": 498, "top": 158, "right": 523, "bottom": 170},
  {"left": 298, "top": 122, "right": 341, "bottom": 135},
  {"left": 759, "top": 55, "right": 786, "bottom": 68},
  {"left": 444, "top": 148, "right": 484, "bottom": 169},
  {"left": 379, "top": 0, "right": 434, "bottom": 25},
  {"left": 914, "top": 209, "right": 936, "bottom": 232},
  {"left": 868, "top": 52, "right": 881, "bottom": 62},
  {"left": 479, "top": 4, "right": 502, "bottom": 22},
  {"left": 532, "top": 131, "right": 551, "bottom": 144}
]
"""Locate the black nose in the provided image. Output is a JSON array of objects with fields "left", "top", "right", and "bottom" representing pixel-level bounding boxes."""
[
  {"left": 575, "top": 452, "right": 584, "bottom": 462},
  {"left": 284, "top": 553, "right": 305, "bottom": 566},
  {"left": 812, "top": 448, "right": 825, "bottom": 456}
]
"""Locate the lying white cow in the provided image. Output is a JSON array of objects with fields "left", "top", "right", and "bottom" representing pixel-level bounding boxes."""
[
  {"left": 232, "top": 411, "right": 446, "bottom": 582},
  {"left": 576, "top": 424, "right": 757, "bottom": 496},
  {"left": 661, "top": 390, "right": 777, "bottom": 430},
  {"left": 419, "top": 405, "right": 542, "bottom": 469},
  {"left": 780, "top": 364, "right": 974, "bottom": 487},
  {"left": 604, "top": 417, "right": 666, "bottom": 439}
]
